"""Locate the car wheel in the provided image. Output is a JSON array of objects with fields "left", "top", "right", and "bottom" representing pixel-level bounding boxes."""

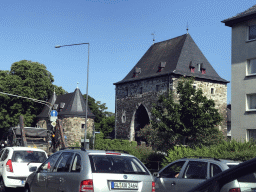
[{"left": 0, "top": 179, "right": 6, "bottom": 192}]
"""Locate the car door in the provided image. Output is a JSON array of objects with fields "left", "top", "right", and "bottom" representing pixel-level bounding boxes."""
[
  {"left": 59, "top": 153, "right": 82, "bottom": 192},
  {"left": 30, "top": 153, "right": 60, "bottom": 192},
  {"left": 155, "top": 161, "right": 186, "bottom": 192},
  {"left": 47, "top": 152, "right": 74, "bottom": 192},
  {"left": 176, "top": 160, "right": 208, "bottom": 192}
]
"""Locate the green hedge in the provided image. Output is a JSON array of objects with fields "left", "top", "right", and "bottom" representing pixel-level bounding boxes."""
[
  {"left": 163, "top": 139, "right": 256, "bottom": 167},
  {"left": 94, "top": 133, "right": 153, "bottom": 163}
]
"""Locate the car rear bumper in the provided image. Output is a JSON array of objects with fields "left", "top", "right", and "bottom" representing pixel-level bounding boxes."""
[{"left": 4, "top": 177, "right": 27, "bottom": 188}]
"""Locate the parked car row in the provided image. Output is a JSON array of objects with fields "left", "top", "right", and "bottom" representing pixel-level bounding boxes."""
[
  {"left": 154, "top": 157, "right": 256, "bottom": 192},
  {"left": 1, "top": 146, "right": 256, "bottom": 192}
]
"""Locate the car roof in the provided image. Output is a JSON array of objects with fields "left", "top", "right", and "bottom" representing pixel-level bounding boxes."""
[
  {"left": 5, "top": 146, "right": 46, "bottom": 152},
  {"left": 58, "top": 148, "right": 134, "bottom": 157},
  {"left": 178, "top": 157, "right": 241, "bottom": 164}
]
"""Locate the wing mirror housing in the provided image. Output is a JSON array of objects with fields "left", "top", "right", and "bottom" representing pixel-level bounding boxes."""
[{"left": 153, "top": 172, "right": 160, "bottom": 177}]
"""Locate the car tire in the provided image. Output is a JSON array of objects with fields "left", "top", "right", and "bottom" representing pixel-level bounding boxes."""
[{"left": 0, "top": 179, "right": 6, "bottom": 192}]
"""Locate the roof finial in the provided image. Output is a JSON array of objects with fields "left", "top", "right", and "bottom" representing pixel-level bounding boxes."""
[
  {"left": 77, "top": 82, "right": 79, "bottom": 89},
  {"left": 186, "top": 22, "right": 189, "bottom": 34},
  {"left": 151, "top": 32, "right": 155, "bottom": 44}
]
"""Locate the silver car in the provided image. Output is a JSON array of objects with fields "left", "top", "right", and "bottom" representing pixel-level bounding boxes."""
[
  {"left": 25, "top": 148, "right": 155, "bottom": 192},
  {"left": 188, "top": 156, "right": 256, "bottom": 192},
  {"left": 154, "top": 157, "right": 256, "bottom": 192}
]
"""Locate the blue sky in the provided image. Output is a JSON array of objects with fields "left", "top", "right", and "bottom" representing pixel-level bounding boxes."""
[{"left": 0, "top": 0, "right": 255, "bottom": 112}]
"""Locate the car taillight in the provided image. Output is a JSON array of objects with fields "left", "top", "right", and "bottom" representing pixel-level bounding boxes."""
[
  {"left": 80, "top": 179, "right": 93, "bottom": 192},
  {"left": 229, "top": 188, "right": 241, "bottom": 192},
  {"left": 6, "top": 159, "right": 13, "bottom": 172},
  {"left": 152, "top": 182, "right": 155, "bottom": 192}
]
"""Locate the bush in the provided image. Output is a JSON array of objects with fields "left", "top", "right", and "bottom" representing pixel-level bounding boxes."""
[
  {"left": 144, "top": 152, "right": 166, "bottom": 172},
  {"left": 163, "top": 139, "right": 256, "bottom": 167},
  {"left": 94, "top": 133, "right": 153, "bottom": 164}
]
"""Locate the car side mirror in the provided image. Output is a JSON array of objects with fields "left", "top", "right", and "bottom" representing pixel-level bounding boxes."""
[
  {"left": 153, "top": 172, "right": 160, "bottom": 177},
  {"left": 29, "top": 166, "right": 38, "bottom": 172}
]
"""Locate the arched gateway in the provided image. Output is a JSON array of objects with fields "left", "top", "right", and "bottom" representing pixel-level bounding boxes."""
[{"left": 130, "top": 104, "right": 150, "bottom": 143}]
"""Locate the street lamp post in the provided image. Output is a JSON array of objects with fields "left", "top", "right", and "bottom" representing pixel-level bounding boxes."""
[{"left": 55, "top": 43, "right": 90, "bottom": 149}]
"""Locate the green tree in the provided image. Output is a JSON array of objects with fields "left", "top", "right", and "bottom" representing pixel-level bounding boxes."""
[
  {"left": 0, "top": 60, "right": 66, "bottom": 135},
  {"left": 138, "top": 77, "right": 224, "bottom": 151},
  {"left": 98, "top": 115, "right": 115, "bottom": 137},
  {"left": 83, "top": 94, "right": 115, "bottom": 137}
]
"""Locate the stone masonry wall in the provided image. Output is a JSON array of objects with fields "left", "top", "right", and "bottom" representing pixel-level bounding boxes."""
[
  {"left": 116, "top": 75, "right": 227, "bottom": 140},
  {"left": 116, "top": 76, "right": 169, "bottom": 140},
  {"left": 172, "top": 77, "right": 227, "bottom": 134},
  {"left": 61, "top": 117, "right": 94, "bottom": 146}
]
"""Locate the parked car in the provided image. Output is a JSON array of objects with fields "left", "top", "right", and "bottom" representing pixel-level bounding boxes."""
[
  {"left": 25, "top": 148, "right": 155, "bottom": 192},
  {"left": 0, "top": 146, "right": 48, "bottom": 192},
  {"left": 188, "top": 156, "right": 256, "bottom": 192},
  {"left": 153, "top": 157, "right": 254, "bottom": 192}
]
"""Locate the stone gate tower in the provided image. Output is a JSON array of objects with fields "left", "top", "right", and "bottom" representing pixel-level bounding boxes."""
[{"left": 114, "top": 33, "right": 229, "bottom": 142}]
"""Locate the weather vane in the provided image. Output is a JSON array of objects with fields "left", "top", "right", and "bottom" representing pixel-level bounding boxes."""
[
  {"left": 151, "top": 32, "right": 155, "bottom": 44},
  {"left": 77, "top": 82, "right": 79, "bottom": 88},
  {"left": 186, "top": 22, "right": 189, "bottom": 34}
]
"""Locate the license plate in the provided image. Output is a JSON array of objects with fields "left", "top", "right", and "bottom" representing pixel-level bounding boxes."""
[{"left": 111, "top": 182, "right": 138, "bottom": 189}]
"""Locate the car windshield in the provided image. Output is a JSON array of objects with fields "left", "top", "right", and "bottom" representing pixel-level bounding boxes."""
[
  {"left": 12, "top": 150, "right": 47, "bottom": 163},
  {"left": 89, "top": 155, "right": 150, "bottom": 175}
]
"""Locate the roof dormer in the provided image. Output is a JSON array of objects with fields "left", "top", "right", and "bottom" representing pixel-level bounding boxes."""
[
  {"left": 133, "top": 67, "right": 141, "bottom": 78},
  {"left": 189, "top": 61, "right": 195, "bottom": 73},
  {"left": 158, "top": 62, "right": 166, "bottom": 72}
]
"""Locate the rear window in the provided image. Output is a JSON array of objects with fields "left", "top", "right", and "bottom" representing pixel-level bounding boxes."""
[
  {"left": 12, "top": 150, "right": 47, "bottom": 163},
  {"left": 237, "top": 173, "right": 256, "bottom": 183},
  {"left": 89, "top": 155, "right": 149, "bottom": 175},
  {"left": 227, "top": 164, "right": 256, "bottom": 183}
]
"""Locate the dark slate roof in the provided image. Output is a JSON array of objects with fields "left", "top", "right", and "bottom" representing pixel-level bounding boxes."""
[
  {"left": 37, "top": 88, "right": 95, "bottom": 119},
  {"left": 222, "top": 5, "right": 256, "bottom": 27},
  {"left": 114, "top": 34, "right": 228, "bottom": 85},
  {"left": 37, "top": 91, "right": 57, "bottom": 119}
]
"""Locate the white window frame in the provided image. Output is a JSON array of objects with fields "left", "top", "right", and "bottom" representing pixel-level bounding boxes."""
[
  {"left": 248, "top": 25, "right": 256, "bottom": 41},
  {"left": 247, "top": 129, "right": 256, "bottom": 142},
  {"left": 247, "top": 59, "right": 256, "bottom": 76},
  {"left": 121, "top": 110, "right": 126, "bottom": 123},
  {"left": 246, "top": 94, "right": 256, "bottom": 111}
]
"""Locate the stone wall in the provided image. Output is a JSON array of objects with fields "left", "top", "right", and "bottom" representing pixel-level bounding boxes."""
[
  {"left": 62, "top": 117, "right": 94, "bottom": 146},
  {"left": 172, "top": 78, "right": 228, "bottom": 134},
  {"left": 115, "top": 75, "right": 227, "bottom": 140},
  {"left": 37, "top": 117, "right": 94, "bottom": 147},
  {"left": 115, "top": 76, "right": 169, "bottom": 140}
]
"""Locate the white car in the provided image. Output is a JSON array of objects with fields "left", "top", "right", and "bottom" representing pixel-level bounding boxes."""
[{"left": 0, "top": 146, "right": 47, "bottom": 191}]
